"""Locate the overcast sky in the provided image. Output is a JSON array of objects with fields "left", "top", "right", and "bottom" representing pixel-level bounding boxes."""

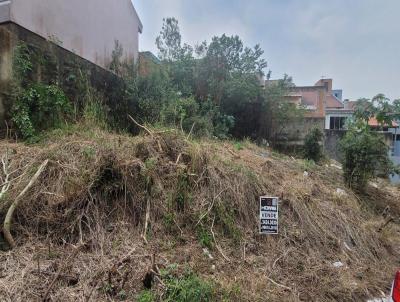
[{"left": 133, "top": 0, "right": 400, "bottom": 101}]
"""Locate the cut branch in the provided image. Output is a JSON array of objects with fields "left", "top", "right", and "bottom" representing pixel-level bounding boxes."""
[
  {"left": 0, "top": 152, "right": 11, "bottom": 201},
  {"left": 3, "top": 159, "right": 49, "bottom": 248},
  {"left": 211, "top": 217, "right": 231, "bottom": 262},
  {"left": 128, "top": 114, "right": 154, "bottom": 137},
  {"left": 142, "top": 196, "right": 151, "bottom": 244}
]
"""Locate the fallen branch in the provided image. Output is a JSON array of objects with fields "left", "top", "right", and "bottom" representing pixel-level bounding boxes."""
[
  {"left": 175, "top": 153, "right": 182, "bottom": 164},
  {"left": 186, "top": 123, "right": 196, "bottom": 141},
  {"left": 142, "top": 196, "right": 151, "bottom": 244},
  {"left": 128, "top": 115, "right": 154, "bottom": 138},
  {"left": 42, "top": 244, "right": 81, "bottom": 301},
  {"left": 211, "top": 217, "right": 231, "bottom": 262},
  {"left": 265, "top": 275, "right": 292, "bottom": 291},
  {"left": 196, "top": 189, "right": 227, "bottom": 227},
  {"left": 128, "top": 115, "right": 164, "bottom": 152},
  {"left": 3, "top": 159, "right": 49, "bottom": 248},
  {"left": 86, "top": 247, "right": 137, "bottom": 302},
  {"left": 378, "top": 216, "right": 395, "bottom": 232},
  {"left": 0, "top": 152, "right": 11, "bottom": 201}
]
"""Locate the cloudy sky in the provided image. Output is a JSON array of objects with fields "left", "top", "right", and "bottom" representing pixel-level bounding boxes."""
[{"left": 133, "top": 0, "right": 400, "bottom": 101}]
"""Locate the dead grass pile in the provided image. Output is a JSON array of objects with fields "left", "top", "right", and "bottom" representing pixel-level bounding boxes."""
[{"left": 0, "top": 125, "right": 399, "bottom": 301}]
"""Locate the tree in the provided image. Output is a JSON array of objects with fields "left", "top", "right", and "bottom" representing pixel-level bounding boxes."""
[
  {"left": 340, "top": 124, "right": 393, "bottom": 191},
  {"left": 154, "top": 17, "right": 272, "bottom": 139},
  {"left": 341, "top": 94, "right": 400, "bottom": 190},
  {"left": 259, "top": 76, "right": 304, "bottom": 144},
  {"left": 304, "top": 128, "right": 324, "bottom": 162},
  {"left": 156, "top": 18, "right": 184, "bottom": 62},
  {"left": 200, "top": 34, "right": 267, "bottom": 105},
  {"left": 156, "top": 18, "right": 195, "bottom": 96},
  {"left": 354, "top": 94, "right": 400, "bottom": 128}
]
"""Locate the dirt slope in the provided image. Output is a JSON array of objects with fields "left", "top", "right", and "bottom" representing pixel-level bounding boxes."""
[{"left": 0, "top": 125, "right": 399, "bottom": 301}]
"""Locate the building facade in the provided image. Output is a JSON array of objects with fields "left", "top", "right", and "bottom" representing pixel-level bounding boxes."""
[
  {"left": 0, "top": 0, "right": 142, "bottom": 68},
  {"left": 0, "top": 0, "right": 142, "bottom": 130}
]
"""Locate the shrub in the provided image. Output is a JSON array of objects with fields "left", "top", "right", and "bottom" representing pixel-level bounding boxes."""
[
  {"left": 196, "top": 226, "right": 213, "bottom": 249},
  {"left": 12, "top": 83, "right": 72, "bottom": 140},
  {"left": 137, "top": 290, "right": 155, "bottom": 302},
  {"left": 303, "top": 127, "right": 324, "bottom": 162},
  {"left": 161, "top": 266, "right": 215, "bottom": 302},
  {"left": 160, "top": 97, "right": 233, "bottom": 139},
  {"left": 340, "top": 126, "right": 393, "bottom": 190}
]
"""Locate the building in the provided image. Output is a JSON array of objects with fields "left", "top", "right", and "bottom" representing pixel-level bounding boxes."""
[
  {"left": 0, "top": 0, "right": 142, "bottom": 128},
  {"left": 267, "top": 78, "right": 348, "bottom": 142},
  {"left": 0, "top": 0, "right": 143, "bottom": 68},
  {"left": 265, "top": 78, "right": 400, "bottom": 163},
  {"left": 138, "top": 51, "right": 162, "bottom": 77}
]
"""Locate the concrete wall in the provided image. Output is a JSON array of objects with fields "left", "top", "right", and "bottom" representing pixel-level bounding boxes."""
[
  {"left": 7, "top": 0, "right": 142, "bottom": 69},
  {"left": 0, "top": 24, "right": 13, "bottom": 124},
  {"left": 278, "top": 118, "right": 325, "bottom": 143},
  {"left": 324, "top": 130, "right": 346, "bottom": 161},
  {"left": 0, "top": 1, "right": 10, "bottom": 23},
  {"left": 324, "top": 129, "right": 395, "bottom": 162},
  {"left": 0, "top": 23, "right": 129, "bottom": 132}
]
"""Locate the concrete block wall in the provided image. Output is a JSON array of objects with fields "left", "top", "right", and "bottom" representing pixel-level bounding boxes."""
[{"left": 0, "top": 22, "right": 127, "bottom": 133}]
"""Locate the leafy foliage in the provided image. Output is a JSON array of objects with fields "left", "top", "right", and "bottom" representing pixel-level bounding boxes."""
[
  {"left": 161, "top": 266, "right": 215, "bottom": 302},
  {"left": 12, "top": 84, "right": 72, "bottom": 140},
  {"left": 153, "top": 17, "right": 269, "bottom": 139},
  {"left": 260, "top": 76, "right": 304, "bottom": 144},
  {"left": 304, "top": 128, "right": 324, "bottom": 162},
  {"left": 340, "top": 125, "right": 393, "bottom": 190},
  {"left": 12, "top": 43, "right": 33, "bottom": 83},
  {"left": 354, "top": 94, "right": 400, "bottom": 127},
  {"left": 137, "top": 290, "right": 156, "bottom": 302},
  {"left": 196, "top": 226, "right": 213, "bottom": 249},
  {"left": 341, "top": 94, "right": 400, "bottom": 190},
  {"left": 156, "top": 18, "right": 187, "bottom": 62}
]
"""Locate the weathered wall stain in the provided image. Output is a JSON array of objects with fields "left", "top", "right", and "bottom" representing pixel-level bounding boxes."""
[
  {"left": 0, "top": 22, "right": 128, "bottom": 133},
  {"left": 8, "top": 0, "right": 142, "bottom": 69}
]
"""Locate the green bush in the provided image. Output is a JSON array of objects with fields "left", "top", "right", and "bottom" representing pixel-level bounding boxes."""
[
  {"left": 303, "top": 127, "right": 324, "bottom": 162},
  {"left": 12, "top": 43, "right": 33, "bottom": 82},
  {"left": 340, "top": 126, "right": 393, "bottom": 190},
  {"left": 196, "top": 226, "right": 213, "bottom": 249},
  {"left": 12, "top": 83, "right": 72, "bottom": 140},
  {"left": 161, "top": 267, "right": 215, "bottom": 302},
  {"left": 160, "top": 97, "right": 233, "bottom": 139},
  {"left": 137, "top": 290, "right": 155, "bottom": 302}
]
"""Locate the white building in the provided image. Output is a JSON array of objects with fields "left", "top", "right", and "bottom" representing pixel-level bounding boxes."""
[{"left": 0, "top": 0, "right": 143, "bottom": 69}]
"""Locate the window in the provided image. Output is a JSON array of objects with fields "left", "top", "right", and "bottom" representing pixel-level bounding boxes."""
[
  {"left": 397, "top": 134, "right": 400, "bottom": 141},
  {"left": 329, "top": 116, "right": 347, "bottom": 130}
]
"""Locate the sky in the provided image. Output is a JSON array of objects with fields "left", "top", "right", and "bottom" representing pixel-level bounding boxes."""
[{"left": 133, "top": 0, "right": 400, "bottom": 101}]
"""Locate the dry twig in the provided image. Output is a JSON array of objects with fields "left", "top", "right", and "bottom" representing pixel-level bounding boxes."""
[
  {"left": 211, "top": 217, "right": 231, "bottom": 262},
  {"left": 3, "top": 159, "right": 49, "bottom": 248},
  {"left": 42, "top": 244, "right": 81, "bottom": 301}
]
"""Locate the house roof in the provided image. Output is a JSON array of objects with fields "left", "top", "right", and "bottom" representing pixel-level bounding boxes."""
[
  {"left": 344, "top": 101, "right": 357, "bottom": 110},
  {"left": 139, "top": 51, "right": 161, "bottom": 64},
  {"left": 326, "top": 95, "right": 343, "bottom": 108},
  {"left": 368, "top": 117, "right": 399, "bottom": 128}
]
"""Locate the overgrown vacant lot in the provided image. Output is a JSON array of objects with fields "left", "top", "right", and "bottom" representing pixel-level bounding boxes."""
[{"left": 0, "top": 125, "right": 399, "bottom": 301}]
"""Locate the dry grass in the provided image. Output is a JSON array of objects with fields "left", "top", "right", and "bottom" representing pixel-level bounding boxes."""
[{"left": 0, "top": 124, "right": 399, "bottom": 301}]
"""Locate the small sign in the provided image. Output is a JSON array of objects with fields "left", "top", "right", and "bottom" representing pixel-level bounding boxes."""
[{"left": 260, "top": 196, "right": 279, "bottom": 235}]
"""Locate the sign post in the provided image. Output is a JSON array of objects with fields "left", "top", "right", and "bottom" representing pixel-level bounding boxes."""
[{"left": 259, "top": 196, "right": 279, "bottom": 235}]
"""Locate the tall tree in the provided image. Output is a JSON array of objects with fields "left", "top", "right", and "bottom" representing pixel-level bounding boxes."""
[
  {"left": 354, "top": 94, "right": 400, "bottom": 128},
  {"left": 260, "top": 76, "right": 304, "bottom": 144},
  {"left": 341, "top": 94, "right": 400, "bottom": 190},
  {"left": 156, "top": 18, "right": 183, "bottom": 61}
]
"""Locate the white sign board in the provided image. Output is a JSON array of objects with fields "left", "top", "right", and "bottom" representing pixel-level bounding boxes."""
[{"left": 260, "top": 196, "right": 279, "bottom": 235}]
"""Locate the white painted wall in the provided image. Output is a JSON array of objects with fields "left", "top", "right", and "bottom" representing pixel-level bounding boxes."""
[
  {"left": 0, "top": 1, "right": 10, "bottom": 23},
  {"left": 8, "top": 0, "right": 142, "bottom": 69}
]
